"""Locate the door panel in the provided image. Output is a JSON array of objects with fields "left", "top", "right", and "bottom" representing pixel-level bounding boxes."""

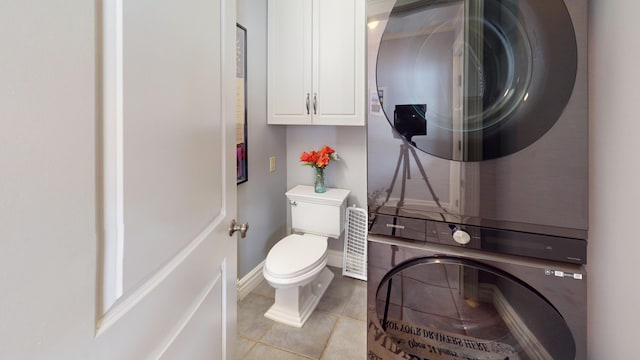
[
  {"left": 100, "top": 0, "right": 237, "bottom": 358},
  {"left": 159, "top": 274, "right": 225, "bottom": 359},
  {"left": 315, "top": 0, "right": 356, "bottom": 116},
  {"left": 314, "top": 0, "right": 365, "bottom": 125},
  {"left": 96, "top": 223, "right": 232, "bottom": 358},
  {"left": 267, "top": 0, "right": 312, "bottom": 124},
  {"left": 121, "top": 0, "right": 224, "bottom": 296}
]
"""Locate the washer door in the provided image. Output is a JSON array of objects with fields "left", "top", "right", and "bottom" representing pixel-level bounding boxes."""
[
  {"left": 376, "top": 0, "right": 577, "bottom": 161},
  {"left": 374, "top": 256, "right": 575, "bottom": 359}
]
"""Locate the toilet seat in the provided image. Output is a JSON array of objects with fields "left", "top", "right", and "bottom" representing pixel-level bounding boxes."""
[{"left": 264, "top": 234, "right": 328, "bottom": 286}]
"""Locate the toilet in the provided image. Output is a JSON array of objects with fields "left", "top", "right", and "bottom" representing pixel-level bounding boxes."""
[{"left": 263, "top": 185, "right": 350, "bottom": 327}]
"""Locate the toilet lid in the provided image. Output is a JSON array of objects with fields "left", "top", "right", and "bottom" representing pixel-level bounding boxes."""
[{"left": 265, "top": 234, "right": 328, "bottom": 279}]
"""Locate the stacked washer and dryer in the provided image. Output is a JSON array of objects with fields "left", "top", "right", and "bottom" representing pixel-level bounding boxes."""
[{"left": 366, "top": 0, "right": 588, "bottom": 359}]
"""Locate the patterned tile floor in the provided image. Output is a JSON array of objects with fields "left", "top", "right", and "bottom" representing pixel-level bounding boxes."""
[{"left": 236, "top": 266, "right": 367, "bottom": 360}]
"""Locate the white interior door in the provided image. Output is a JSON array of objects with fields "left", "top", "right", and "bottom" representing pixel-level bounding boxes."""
[
  {"left": 98, "top": 0, "right": 238, "bottom": 357},
  {"left": 0, "top": 0, "right": 237, "bottom": 359}
]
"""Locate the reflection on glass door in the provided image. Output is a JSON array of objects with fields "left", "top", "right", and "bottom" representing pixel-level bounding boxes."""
[
  {"left": 375, "top": 257, "right": 576, "bottom": 359},
  {"left": 376, "top": 0, "right": 577, "bottom": 161}
]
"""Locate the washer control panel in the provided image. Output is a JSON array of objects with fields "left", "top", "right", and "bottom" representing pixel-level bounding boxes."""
[{"left": 369, "top": 213, "right": 587, "bottom": 264}]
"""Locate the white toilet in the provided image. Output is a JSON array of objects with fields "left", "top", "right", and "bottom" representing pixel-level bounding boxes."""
[{"left": 263, "top": 185, "right": 350, "bottom": 327}]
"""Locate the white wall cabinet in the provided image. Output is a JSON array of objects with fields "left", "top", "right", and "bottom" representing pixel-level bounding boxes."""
[{"left": 267, "top": 0, "right": 365, "bottom": 126}]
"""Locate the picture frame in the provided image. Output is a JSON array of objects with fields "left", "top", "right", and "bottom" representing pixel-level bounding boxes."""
[{"left": 236, "top": 23, "right": 248, "bottom": 184}]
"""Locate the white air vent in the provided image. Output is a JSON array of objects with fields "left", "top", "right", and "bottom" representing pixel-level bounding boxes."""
[{"left": 342, "top": 206, "right": 368, "bottom": 281}]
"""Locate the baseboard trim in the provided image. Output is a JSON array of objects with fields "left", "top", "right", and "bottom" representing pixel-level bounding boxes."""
[
  {"left": 327, "top": 249, "right": 344, "bottom": 268},
  {"left": 237, "top": 260, "right": 265, "bottom": 301},
  {"left": 480, "top": 283, "right": 552, "bottom": 360},
  {"left": 237, "top": 250, "right": 345, "bottom": 301}
]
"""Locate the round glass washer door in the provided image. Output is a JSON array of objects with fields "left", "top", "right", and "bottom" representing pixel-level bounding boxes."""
[
  {"left": 376, "top": 0, "right": 577, "bottom": 161},
  {"left": 375, "top": 256, "right": 576, "bottom": 359}
]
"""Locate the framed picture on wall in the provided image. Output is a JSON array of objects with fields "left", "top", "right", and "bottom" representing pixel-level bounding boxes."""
[{"left": 236, "top": 23, "right": 248, "bottom": 184}]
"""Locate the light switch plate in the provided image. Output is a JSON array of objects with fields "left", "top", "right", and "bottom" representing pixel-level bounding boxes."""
[{"left": 269, "top": 156, "right": 276, "bottom": 172}]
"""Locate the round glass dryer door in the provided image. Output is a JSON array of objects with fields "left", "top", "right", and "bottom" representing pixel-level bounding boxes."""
[
  {"left": 376, "top": 0, "right": 577, "bottom": 161},
  {"left": 375, "top": 256, "right": 576, "bottom": 359}
]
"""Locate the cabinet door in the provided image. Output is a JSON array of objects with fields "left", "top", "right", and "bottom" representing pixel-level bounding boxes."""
[
  {"left": 268, "top": 0, "right": 313, "bottom": 124},
  {"left": 267, "top": 0, "right": 365, "bottom": 126},
  {"left": 313, "top": 0, "right": 365, "bottom": 126}
]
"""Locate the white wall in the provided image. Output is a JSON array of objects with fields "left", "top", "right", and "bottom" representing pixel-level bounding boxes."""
[
  {"left": 0, "top": 2, "right": 96, "bottom": 357},
  {"left": 286, "top": 125, "right": 368, "bottom": 250},
  {"left": 236, "top": 0, "right": 289, "bottom": 278},
  {"left": 587, "top": 0, "right": 640, "bottom": 358}
]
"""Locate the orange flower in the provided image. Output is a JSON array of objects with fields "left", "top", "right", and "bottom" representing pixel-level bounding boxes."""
[
  {"left": 300, "top": 151, "right": 316, "bottom": 163},
  {"left": 316, "top": 153, "right": 330, "bottom": 168},
  {"left": 300, "top": 145, "right": 338, "bottom": 169},
  {"left": 320, "top": 145, "right": 335, "bottom": 155}
]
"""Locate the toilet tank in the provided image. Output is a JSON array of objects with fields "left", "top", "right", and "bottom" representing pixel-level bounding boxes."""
[{"left": 286, "top": 185, "right": 350, "bottom": 238}]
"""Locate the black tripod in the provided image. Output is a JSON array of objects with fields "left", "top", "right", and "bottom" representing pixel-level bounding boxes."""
[{"left": 382, "top": 137, "right": 448, "bottom": 217}]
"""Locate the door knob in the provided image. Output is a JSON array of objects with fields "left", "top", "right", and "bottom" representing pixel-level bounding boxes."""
[{"left": 229, "top": 219, "right": 249, "bottom": 238}]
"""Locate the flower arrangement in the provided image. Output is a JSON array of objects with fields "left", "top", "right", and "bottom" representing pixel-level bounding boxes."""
[
  {"left": 299, "top": 145, "right": 339, "bottom": 169},
  {"left": 300, "top": 145, "right": 338, "bottom": 193}
]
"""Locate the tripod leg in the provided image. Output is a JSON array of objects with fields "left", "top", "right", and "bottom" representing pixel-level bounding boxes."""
[
  {"left": 398, "top": 145, "right": 410, "bottom": 207},
  {"left": 383, "top": 145, "right": 406, "bottom": 205},
  {"left": 408, "top": 145, "right": 449, "bottom": 214},
  {"left": 404, "top": 144, "right": 412, "bottom": 180},
  {"left": 371, "top": 143, "right": 410, "bottom": 234}
]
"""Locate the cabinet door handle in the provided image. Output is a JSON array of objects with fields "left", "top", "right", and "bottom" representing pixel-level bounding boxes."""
[
  {"left": 313, "top": 93, "right": 317, "bottom": 115},
  {"left": 306, "top": 93, "right": 310, "bottom": 115}
]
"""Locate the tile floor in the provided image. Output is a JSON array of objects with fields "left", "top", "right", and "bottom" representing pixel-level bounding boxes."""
[{"left": 236, "top": 266, "right": 367, "bottom": 360}]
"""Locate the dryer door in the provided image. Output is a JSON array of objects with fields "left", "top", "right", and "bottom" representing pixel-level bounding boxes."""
[
  {"left": 375, "top": 0, "right": 577, "bottom": 161},
  {"left": 372, "top": 256, "right": 576, "bottom": 359}
]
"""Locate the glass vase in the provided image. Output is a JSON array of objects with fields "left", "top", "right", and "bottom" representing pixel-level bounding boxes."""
[{"left": 314, "top": 167, "right": 326, "bottom": 193}]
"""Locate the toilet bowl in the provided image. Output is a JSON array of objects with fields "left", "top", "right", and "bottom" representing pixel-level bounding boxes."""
[
  {"left": 263, "top": 234, "right": 334, "bottom": 327},
  {"left": 262, "top": 185, "right": 350, "bottom": 328},
  {"left": 264, "top": 234, "right": 328, "bottom": 287}
]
